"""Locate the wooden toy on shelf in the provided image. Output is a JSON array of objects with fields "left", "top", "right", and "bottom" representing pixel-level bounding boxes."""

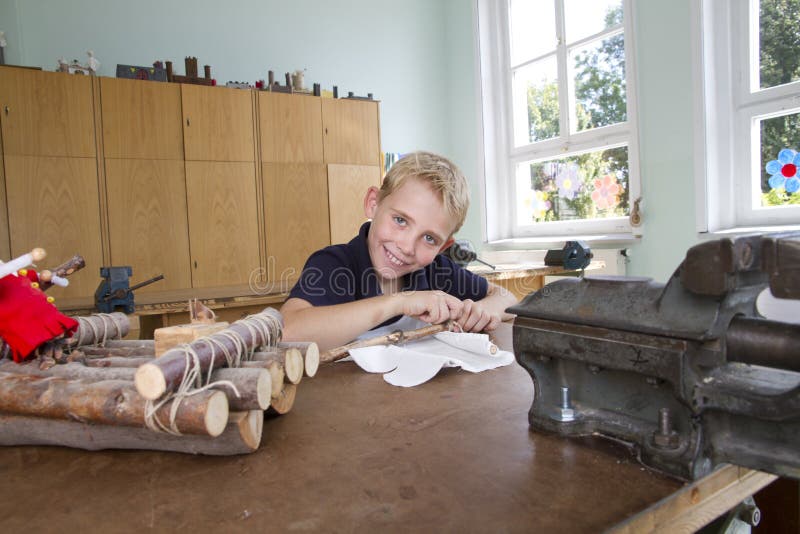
[{"left": 166, "top": 57, "right": 215, "bottom": 86}]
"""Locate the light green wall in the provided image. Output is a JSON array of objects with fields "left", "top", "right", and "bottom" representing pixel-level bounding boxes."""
[
  {"left": 1, "top": 0, "right": 700, "bottom": 281},
  {"left": 626, "top": 0, "right": 699, "bottom": 281}
]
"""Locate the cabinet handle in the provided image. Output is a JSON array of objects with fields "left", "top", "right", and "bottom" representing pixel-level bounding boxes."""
[
  {"left": 186, "top": 118, "right": 191, "bottom": 127},
  {"left": 194, "top": 260, "right": 198, "bottom": 268},
  {"left": 3, "top": 106, "right": 8, "bottom": 116},
  {"left": 324, "top": 127, "right": 328, "bottom": 135}
]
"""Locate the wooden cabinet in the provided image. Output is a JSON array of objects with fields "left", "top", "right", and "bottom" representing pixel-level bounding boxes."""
[
  {"left": 0, "top": 67, "right": 96, "bottom": 157},
  {"left": 0, "top": 152, "right": 9, "bottom": 260},
  {"left": 327, "top": 164, "right": 382, "bottom": 244},
  {"left": 100, "top": 77, "right": 183, "bottom": 160},
  {"left": 104, "top": 159, "right": 191, "bottom": 293},
  {"left": 321, "top": 98, "right": 381, "bottom": 166},
  {"left": 259, "top": 92, "right": 324, "bottom": 163},
  {"left": 262, "top": 162, "right": 330, "bottom": 283},
  {"left": 182, "top": 84, "right": 255, "bottom": 162},
  {"left": 186, "top": 161, "right": 260, "bottom": 288},
  {"left": 4, "top": 156, "right": 103, "bottom": 298}
]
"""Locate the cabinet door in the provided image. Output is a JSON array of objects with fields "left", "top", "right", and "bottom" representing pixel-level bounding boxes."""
[
  {"left": 0, "top": 152, "right": 9, "bottom": 260},
  {"left": 327, "top": 164, "right": 381, "bottom": 245},
  {"left": 259, "top": 92, "right": 324, "bottom": 163},
  {"left": 186, "top": 161, "right": 260, "bottom": 287},
  {"left": 5, "top": 155, "right": 103, "bottom": 298},
  {"left": 321, "top": 98, "right": 380, "bottom": 166},
  {"left": 0, "top": 68, "right": 96, "bottom": 157},
  {"left": 100, "top": 78, "right": 184, "bottom": 160},
  {"left": 105, "top": 159, "right": 192, "bottom": 293},
  {"left": 182, "top": 85, "right": 255, "bottom": 162},
  {"left": 263, "top": 163, "right": 329, "bottom": 283}
]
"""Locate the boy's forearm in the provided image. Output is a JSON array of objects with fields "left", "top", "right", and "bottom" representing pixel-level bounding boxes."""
[{"left": 281, "top": 296, "right": 402, "bottom": 351}]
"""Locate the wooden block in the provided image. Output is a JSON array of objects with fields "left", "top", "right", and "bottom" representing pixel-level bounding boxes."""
[{"left": 154, "top": 322, "right": 230, "bottom": 356}]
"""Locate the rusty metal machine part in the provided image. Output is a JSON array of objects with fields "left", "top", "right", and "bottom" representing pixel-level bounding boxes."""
[{"left": 510, "top": 232, "right": 800, "bottom": 481}]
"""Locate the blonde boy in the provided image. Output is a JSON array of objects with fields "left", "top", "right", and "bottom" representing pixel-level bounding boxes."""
[{"left": 281, "top": 151, "right": 516, "bottom": 350}]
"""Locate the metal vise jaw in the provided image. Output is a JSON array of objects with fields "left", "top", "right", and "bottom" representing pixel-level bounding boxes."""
[{"left": 510, "top": 233, "right": 800, "bottom": 481}]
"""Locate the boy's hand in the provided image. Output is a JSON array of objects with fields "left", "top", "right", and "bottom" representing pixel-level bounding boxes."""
[
  {"left": 457, "top": 299, "right": 502, "bottom": 333},
  {"left": 398, "top": 290, "right": 463, "bottom": 325}
]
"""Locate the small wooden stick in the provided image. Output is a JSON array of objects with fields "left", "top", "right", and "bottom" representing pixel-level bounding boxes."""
[
  {"left": 320, "top": 321, "right": 454, "bottom": 363},
  {"left": 39, "top": 254, "right": 86, "bottom": 291},
  {"left": 241, "top": 360, "right": 284, "bottom": 399}
]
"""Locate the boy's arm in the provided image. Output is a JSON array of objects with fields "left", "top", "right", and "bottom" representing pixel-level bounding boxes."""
[
  {"left": 457, "top": 282, "right": 518, "bottom": 333},
  {"left": 280, "top": 291, "right": 464, "bottom": 351}
]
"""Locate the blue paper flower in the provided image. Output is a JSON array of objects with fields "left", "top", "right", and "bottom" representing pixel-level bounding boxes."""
[
  {"left": 766, "top": 148, "right": 800, "bottom": 194},
  {"left": 555, "top": 163, "right": 581, "bottom": 199}
]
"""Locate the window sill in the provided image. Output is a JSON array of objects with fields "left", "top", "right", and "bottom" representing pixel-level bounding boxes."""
[{"left": 484, "top": 232, "right": 640, "bottom": 251}]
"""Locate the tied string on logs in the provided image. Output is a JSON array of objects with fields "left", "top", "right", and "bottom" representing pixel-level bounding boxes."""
[
  {"left": 144, "top": 312, "right": 282, "bottom": 435},
  {"left": 72, "top": 313, "right": 127, "bottom": 349}
]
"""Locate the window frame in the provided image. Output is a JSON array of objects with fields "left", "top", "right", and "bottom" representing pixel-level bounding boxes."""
[
  {"left": 695, "top": 0, "right": 800, "bottom": 233},
  {"left": 478, "top": 0, "right": 641, "bottom": 243}
]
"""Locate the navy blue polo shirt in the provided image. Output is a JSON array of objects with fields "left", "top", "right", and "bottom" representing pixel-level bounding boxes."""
[{"left": 288, "top": 222, "right": 489, "bottom": 328}]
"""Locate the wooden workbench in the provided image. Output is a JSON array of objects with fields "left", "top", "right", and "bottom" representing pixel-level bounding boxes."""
[{"left": 0, "top": 323, "right": 776, "bottom": 531}]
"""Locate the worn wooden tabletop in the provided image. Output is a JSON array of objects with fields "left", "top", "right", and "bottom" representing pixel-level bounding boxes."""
[{"left": 0, "top": 323, "right": 682, "bottom": 532}]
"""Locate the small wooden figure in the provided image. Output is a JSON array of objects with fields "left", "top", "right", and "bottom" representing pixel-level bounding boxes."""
[{"left": 166, "top": 57, "right": 215, "bottom": 86}]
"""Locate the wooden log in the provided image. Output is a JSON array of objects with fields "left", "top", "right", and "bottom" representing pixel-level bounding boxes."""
[
  {"left": 75, "top": 346, "right": 156, "bottom": 357},
  {"left": 85, "top": 356, "right": 156, "bottom": 368},
  {"left": 251, "top": 348, "right": 303, "bottom": 384},
  {"left": 207, "top": 368, "right": 271, "bottom": 411},
  {"left": 0, "top": 410, "right": 263, "bottom": 455},
  {"left": 1, "top": 361, "right": 270, "bottom": 411},
  {"left": 270, "top": 383, "right": 297, "bottom": 415},
  {"left": 154, "top": 322, "right": 230, "bottom": 356},
  {"left": 278, "top": 341, "right": 319, "bottom": 377},
  {"left": 68, "top": 313, "right": 130, "bottom": 346},
  {"left": 135, "top": 308, "right": 283, "bottom": 400},
  {"left": 0, "top": 372, "right": 227, "bottom": 436},
  {"left": 320, "top": 321, "right": 451, "bottom": 363},
  {"left": 241, "top": 360, "right": 284, "bottom": 399},
  {"left": 101, "top": 339, "right": 155, "bottom": 350}
]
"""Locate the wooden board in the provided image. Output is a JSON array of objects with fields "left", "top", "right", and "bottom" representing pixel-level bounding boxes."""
[
  {"left": 327, "top": 164, "right": 381, "bottom": 244},
  {"left": 0, "top": 67, "right": 96, "bottom": 157},
  {"left": 100, "top": 77, "right": 184, "bottom": 160},
  {"left": 262, "top": 162, "right": 330, "bottom": 283},
  {"left": 105, "top": 158, "right": 192, "bottom": 292},
  {"left": 321, "top": 98, "right": 380, "bottom": 166},
  {"left": 4, "top": 155, "right": 103, "bottom": 298},
  {"left": 182, "top": 84, "right": 255, "bottom": 162},
  {"left": 259, "top": 92, "right": 324, "bottom": 163},
  {"left": 185, "top": 161, "right": 260, "bottom": 287}
]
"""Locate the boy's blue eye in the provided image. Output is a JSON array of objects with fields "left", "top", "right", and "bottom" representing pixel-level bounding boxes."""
[
  {"left": 424, "top": 234, "right": 437, "bottom": 245},
  {"left": 393, "top": 216, "right": 406, "bottom": 226}
]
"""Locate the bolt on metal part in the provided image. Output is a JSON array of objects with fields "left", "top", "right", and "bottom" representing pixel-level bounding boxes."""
[
  {"left": 652, "top": 407, "right": 680, "bottom": 449},
  {"left": 551, "top": 386, "right": 576, "bottom": 422}
]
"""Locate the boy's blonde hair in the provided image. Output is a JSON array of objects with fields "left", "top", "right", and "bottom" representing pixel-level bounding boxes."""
[{"left": 379, "top": 151, "right": 470, "bottom": 233}]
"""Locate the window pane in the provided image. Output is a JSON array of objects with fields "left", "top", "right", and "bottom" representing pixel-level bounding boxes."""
[
  {"left": 509, "top": 0, "right": 556, "bottom": 66},
  {"left": 571, "top": 33, "right": 627, "bottom": 132},
  {"left": 513, "top": 56, "right": 559, "bottom": 146},
  {"left": 760, "top": 111, "right": 800, "bottom": 207},
  {"left": 564, "top": 0, "right": 622, "bottom": 43},
  {"left": 515, "top": 146, "right": 629, "bottom": 224},
  {"left": 759, "top": 0, "right": 800, "bottom": 89}
]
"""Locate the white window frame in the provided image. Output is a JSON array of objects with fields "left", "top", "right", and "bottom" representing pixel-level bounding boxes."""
[
  {"left": 695, "top": 0, "right": 800, "bottom": 233},
  {"left": 478, "top": 0, "right": 641, "bottom": 243}
]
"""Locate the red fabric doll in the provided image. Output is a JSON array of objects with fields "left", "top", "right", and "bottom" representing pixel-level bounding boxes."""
[{"left": 0, "top": 268, "right": 78, "bottom": 362}]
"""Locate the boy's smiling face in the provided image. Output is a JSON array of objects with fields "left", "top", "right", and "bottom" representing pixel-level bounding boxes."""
[{"left": 364, "top": 177, "right": 457, "bottom": 282}]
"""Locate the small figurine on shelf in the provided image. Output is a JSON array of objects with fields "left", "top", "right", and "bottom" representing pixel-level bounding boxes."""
[
  {"left": 0, "top": 248, "right": 78, "bottom": 365},
  {"left": 291, "top": 69, "right": 306, "bottom": 91},
  {"left": 86, "top": 50, "right": 100, "bottom": 74}
]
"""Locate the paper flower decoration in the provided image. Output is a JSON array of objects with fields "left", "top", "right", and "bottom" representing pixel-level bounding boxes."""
[
  {"left": 591, "top": 174, "right": 621, "bottom": 209},
  {"left": 766, "top": 148, "right": 800, "bottom": 194},
  {"left": 531, "top": 190, "right": 552, "bottom": 219},
  {"left": 555, "top": 162, "right": 581, "bottom": 199}
]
